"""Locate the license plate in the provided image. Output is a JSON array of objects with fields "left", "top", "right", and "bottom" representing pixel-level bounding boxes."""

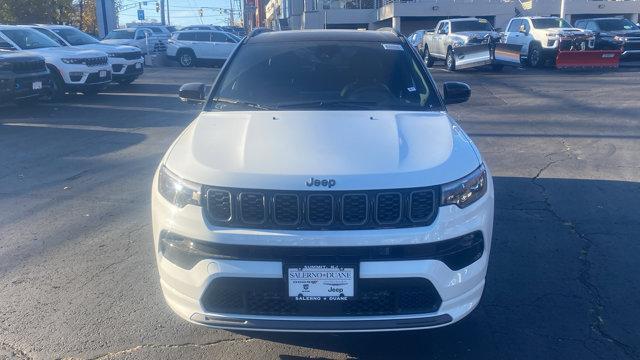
[
  {"left": 135, "top": 62, "right": 142, "bottom": 69},
  {"left": 32, "top": 81, "right": 42, "bottom": 90},
  {"left": 288, "top": 265, "right": 355, "bottom": 300},
  {"left": 99, "top": 70, "right": 107, "bottom": 77},
  {"left": 602, "top": 53, "right": 615, "bottom": 58}
]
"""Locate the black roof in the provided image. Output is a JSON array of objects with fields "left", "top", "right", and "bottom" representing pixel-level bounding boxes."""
[{"left": 246, "top": 30, "right": 402, "bottom": 44}]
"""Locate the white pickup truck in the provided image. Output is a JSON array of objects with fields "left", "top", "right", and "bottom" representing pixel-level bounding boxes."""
[
  {"left": 499, "top": 16, "right": 599, "bottom": 67},
  {"left": 422, "top": 18, "right": 500, "bottom": 70}
]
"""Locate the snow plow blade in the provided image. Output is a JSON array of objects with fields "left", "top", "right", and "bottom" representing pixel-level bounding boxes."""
[
  {"left": 493, "top": 43, "right": 523, "bottom": 67},
  {"left": 555, "top": 50, "right": 622, "bottom": 69},
  {"left": 453, "top": 44, "right": 493, "bottom": 69}
]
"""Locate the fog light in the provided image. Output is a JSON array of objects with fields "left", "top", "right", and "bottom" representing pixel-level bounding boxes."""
[{"left": 69, "top": 72, "right": 83, "bottom": 82}]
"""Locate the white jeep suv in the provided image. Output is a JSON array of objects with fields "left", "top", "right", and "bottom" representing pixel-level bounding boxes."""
[
  {"left": 166, "top": 30, "right": 240, "bottom": 67},
  {"left": 152, "top": 29, "right": 494, "bottom": 332},
  {"left": 0, "top": 25, "right": 111, "bottom": 97},
  {"left": 30, "top": 25, "right": 144, "bottom": 85}
]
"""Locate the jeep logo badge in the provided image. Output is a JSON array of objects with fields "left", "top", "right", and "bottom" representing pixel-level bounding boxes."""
[{"left": 306, "top": 178, "right": 336, "bottom": 188}]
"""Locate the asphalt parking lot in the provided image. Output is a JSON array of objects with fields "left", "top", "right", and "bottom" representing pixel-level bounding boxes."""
[{"left": 1, "top": 65, "right": 639, "bottom": 360}]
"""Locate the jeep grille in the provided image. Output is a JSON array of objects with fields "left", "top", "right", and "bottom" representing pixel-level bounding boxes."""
[{"left": 203, "top": 186, "right": 439, "bottom": 230}]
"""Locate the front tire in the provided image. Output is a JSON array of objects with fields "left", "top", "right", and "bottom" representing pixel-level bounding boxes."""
[
  {"left": 177, "top": 50, "right": 195, "bottom": 67},
  {"left": 446, "top": 48, "right": 456, "bottom": 71},
  {"left": 43, "top": 68, "right": 65, "bottom": 102},
  {"left": 424, "top": 47, "right": 435, "bottom": 67},
  {"left": 528, "top": 42, "right": 543, "bottom": 68}
]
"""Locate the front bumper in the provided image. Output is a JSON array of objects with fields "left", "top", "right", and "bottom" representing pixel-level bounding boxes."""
[
  {"left": 110, "top": 58, "right": 144, "bottom": 80},
  {"left": 0, "top": 71, "right": 52, "bottom": 101},
  {"left": 57, "top": 63, "right": 112, "bottom": 87},
  {"left": 151, "top": 171, "right": 494, "bottom": 332}
]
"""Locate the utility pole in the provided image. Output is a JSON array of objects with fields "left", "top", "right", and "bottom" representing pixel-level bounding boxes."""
[
  {"left": 79, "top": 0, "right": 84, "bottom": 31},
  {"left": 166, "top": 0, "right": 171, "bottom": 25},
  {"left": 160, "top": 0, "right": 166, "bottom": 24},
  {"left": 560, "top": 0, "right": 566, "bottom": 19}
]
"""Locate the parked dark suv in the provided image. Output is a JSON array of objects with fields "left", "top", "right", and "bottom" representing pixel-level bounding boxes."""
[
  {"left": 0, "top": 51, "right": 51, "bottom": 104},
  {"left": 575, "top": 18, "right": 640, "bottom": 59}
]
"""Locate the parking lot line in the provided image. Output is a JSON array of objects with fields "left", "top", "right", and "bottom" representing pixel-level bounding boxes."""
[
  {"left": 2, "top": 122, "right": 143, "bottom": 133},
  {"left": 39, "top": 102, "right": 198, "bottom": 115}
]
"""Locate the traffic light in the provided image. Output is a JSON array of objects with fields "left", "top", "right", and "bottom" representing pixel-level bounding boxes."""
[{"left": 155, "top": 1, "right": 160, "bottom": 12}]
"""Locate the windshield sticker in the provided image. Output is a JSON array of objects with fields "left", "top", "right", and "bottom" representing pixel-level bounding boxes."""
[
  {"left": 382, "top": 43, "right": 403, "bottom": 51},
  {"left": 407, "top": 86, "right": 417, "bottom": 92},
  {"left": 479, "top": 18, "right": 488, "bottom": 23}
]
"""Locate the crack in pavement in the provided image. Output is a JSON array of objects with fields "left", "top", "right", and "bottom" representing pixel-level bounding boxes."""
[
  {"left": 530, "top": 145, "right": 639, "bottom": 360},
  {"left": 86, "top": 338, "right": 255, "bottom": 359}
]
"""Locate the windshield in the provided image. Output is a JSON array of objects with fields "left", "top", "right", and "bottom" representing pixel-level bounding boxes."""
[
  {"left": 51, "top": 27, "right": 98, "bottom": 45},
  {"left": 531, "top": 18, "right": 572, "bottom": 29},
  {"left": 207, "top": 41, "right": 440, "bottom": 111},
  {"left": 105, "top": 30, "right": 134, "bottom": 39},
  {"left": 0, "top": 28, "right": 60, "bottom": 49},
  {"left": 597, "top": 19, "right": 640, "bottom": 31},
  {"left": 451, "top": 20, "right": 494, "bottom": 32}
]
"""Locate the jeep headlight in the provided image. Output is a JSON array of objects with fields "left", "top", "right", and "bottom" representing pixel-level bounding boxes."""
[
  {"left": 158, "top": 165, "right": 202, "bottom": 208},
  {"left": 613, "top": 36, "right": 626, "bottom": 43},
  {"left": 61, "top": 58, "right": 84, "bottom": 64},
  {"left": 441, "top": 165, "right": 488, "bottom": 208}
]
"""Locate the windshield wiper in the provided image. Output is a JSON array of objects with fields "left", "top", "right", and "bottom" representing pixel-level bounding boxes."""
[
  {"left": 275, "top": 100, "right": 378, "bottom": 109},
  {"left": 211, "top": 97, "right": 273, "bottom": 110}
]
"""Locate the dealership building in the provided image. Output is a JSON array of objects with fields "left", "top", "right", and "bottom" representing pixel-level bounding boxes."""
[{"left": 256, "top": 0, "right": 640, "bottom": 34}]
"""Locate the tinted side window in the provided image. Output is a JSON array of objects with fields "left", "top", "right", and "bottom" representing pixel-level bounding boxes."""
[
  {"left": 149, "top": 27, "right": 163, "bottom": 33},
  {"left": 195, "top": 32, "right": 211, "bottom": 42},
  {"left": 0, "top": 37, "right": 15, "bottom": 50},
  {"left": 34, "top": 28, "right": 66, "bottom": 45},
  {"left": 224, "top": 34, "right": 238, "bottom": 43},
  {"left": 574, "top": 20, "right": 585, "bottom": 28},
  {"left": 211, "top": 32, "right": 229, "bottom": 42},
  {"left": 442, "top": 22, "right": 449, "bottom": 34},
  {"left": 586, "top": 22, "right": 599, "bottom": 31},
  {"left": 507, "top": 19, "right": 522, "bottom": 32},
  {"left": 178, "top": 32, "right": 196, "bottom": 41}
]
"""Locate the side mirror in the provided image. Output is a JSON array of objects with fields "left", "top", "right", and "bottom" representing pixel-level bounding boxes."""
[
  {"left": 495, "top": 27, "right": 503, "bottom": 32},
  {"left": 178, "top": 83, "right": 206, "bottom": 103},
  {"left": 443, "top": 82, "right": 471, "bottom": 105}
]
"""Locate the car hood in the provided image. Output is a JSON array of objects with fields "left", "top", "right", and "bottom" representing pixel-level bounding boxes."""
[
  {"left": 545, "top": 28, "right": 589, "bottom": 35},
  {"left": 21, "top": 47, "right": 106, "bottom": 60},
  {"left": 74, "top": 43, "right": 140, "bottom": 53},
  {"left": 455, "top": 31, "right": 498, "bottom": 39},
  {"left": 164, "top": 111, "right": 481, "bottom": 190},
  {"left": 602, "top": 30, "right": 640, "bottom": 38}
]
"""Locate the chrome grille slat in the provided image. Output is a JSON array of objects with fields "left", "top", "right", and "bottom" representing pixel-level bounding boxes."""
[{"left": 203, "top": 186, "right": 439, "bottom": 230}]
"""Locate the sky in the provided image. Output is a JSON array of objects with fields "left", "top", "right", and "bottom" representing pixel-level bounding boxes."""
[{"left": 117, "top": 0, "right": 243, "bottom": 27}]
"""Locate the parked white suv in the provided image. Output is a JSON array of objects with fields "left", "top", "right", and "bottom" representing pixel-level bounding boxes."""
[
  {"left": 152, "top": 29, "right": 494, "bottom": 332},
  {"left": 102, "top": 28, "right": 156, "bottom": 54},
  {"left": 0, "top": 25, "right": 111, "bottom": 98},
  {"left": 166, "top": 30, "right": 240, "bottom": 67},
  {"left": 31, "top": 25, "right": 144, "bottom": 85}
]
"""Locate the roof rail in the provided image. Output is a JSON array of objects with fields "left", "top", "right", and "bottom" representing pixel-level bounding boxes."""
[{"left": 376, "top": 27, "right": 402, "bottom": 38}]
